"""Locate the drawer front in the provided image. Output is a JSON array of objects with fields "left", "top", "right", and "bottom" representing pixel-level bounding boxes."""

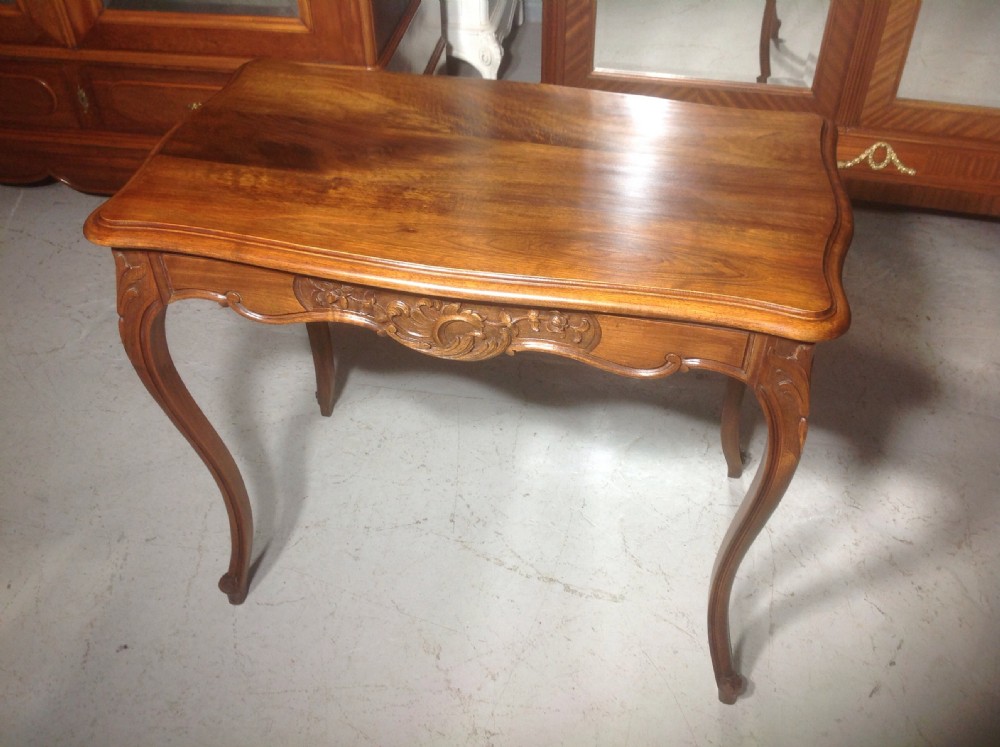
[
  {"left": 0, "top": 61, "right": 81, "bottom": 128},
  {"left": 81, "top": 67, "right": 232, "bottom": 135}
]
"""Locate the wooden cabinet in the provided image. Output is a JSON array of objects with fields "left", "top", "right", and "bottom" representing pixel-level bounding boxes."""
[
  {"left": 543, "top": 0, "right": 1000, "bottom": 217},
  {"left": 0, "top": 0, "right": 442, "bottom": 193},
  {"left": 0, "top": 59, "right": 83, "bottom": 129},
  {"left": 838, "top": 0, "right": 1000, "bottom": 215}
]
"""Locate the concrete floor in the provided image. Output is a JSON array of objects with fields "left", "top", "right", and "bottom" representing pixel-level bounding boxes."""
[{"left": 2, "top": 14, "right": 1000, "bottom": 747}]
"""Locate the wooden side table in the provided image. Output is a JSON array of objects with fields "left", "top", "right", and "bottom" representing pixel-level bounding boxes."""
[{"left": 84, "top": 60, "right": 852, "bottom": 703}]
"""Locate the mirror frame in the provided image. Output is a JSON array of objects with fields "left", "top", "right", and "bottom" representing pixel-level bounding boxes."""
[
  {"left": 542, "top": 0, "right": 868, "bottom": 118},
  {"left": 859, "top": 0, "right": 1000, "bottom": 141}
]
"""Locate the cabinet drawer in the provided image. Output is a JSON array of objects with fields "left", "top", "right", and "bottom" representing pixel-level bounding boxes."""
[
  {"left": 0, "top": 61, "right": 81, "bottom": 128},
  {"left": 81, "top": 67, "right": 232, "bottom": 135}
]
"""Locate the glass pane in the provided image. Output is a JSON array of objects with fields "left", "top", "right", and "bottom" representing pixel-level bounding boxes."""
[
  {"left": 103, "top": 0, "right": 298, "bottom": 16},
  {"left": 897, "top": 1, "right": 1000, "bottom": 108},
  {"left": 594, "top": 0, "right": 830, "bottom": 89}
]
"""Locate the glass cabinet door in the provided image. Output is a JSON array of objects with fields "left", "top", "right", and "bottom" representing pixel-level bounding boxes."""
[
  {"left": 595, "top": 0, "right": 830, "bottom": 90},
  {"left": 543, "top": 0, "right": 860, "bottom": 119},
  {"left": 101, "top": 0, "right": 298, "bottom": 17},
  {"left": 858, "top": 0, "right": 1000, "bottom": 135},
  {"left": 896, "top": 0, "right": 1000, "bottom": 109},
  {"left": 80, "top": 0, "right": 405, "bottom": 67}
]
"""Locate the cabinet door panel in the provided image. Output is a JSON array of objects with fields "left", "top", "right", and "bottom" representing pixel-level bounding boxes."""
[
  {"left": 1, "top": 0, "right": 43, "bottom": 44},
  {"left": 895, "top": 0, "right": 1000, "bottom": 110},
  {"left": 839, "top": 0, "right": 1000, "bottom": 215},
  {"left": 594, "top": 0, "right": 829, "bottom": 89},
  {"left": 859, "top": 0, "right": 1000, "bottom": 141},
  {"left": 102, "top": 0, "right": 298, "bottom": 16},
  {"left": 81, "top": 66, "right": 230, "bottom": 134},
  {"left": 0, "top": 60, "right": 81, "bottom": 127},
  {"left": 76, "top": 0, "right": 413, "bottom": 67},
  {"left": 543, "top": 0, "right": 863, "bottom": 117},
  {"left": 0, "top": 0, "right": 102, "bottom": 45}
]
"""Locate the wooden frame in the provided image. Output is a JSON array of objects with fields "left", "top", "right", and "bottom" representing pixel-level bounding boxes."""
[
  {"left": 1, "top": 1, "right": 419, "bottom": 67},
  {"left": 838, "top": 0, "right": 1000, "bottom": 214},
  {"left": 0, "top": 0, "right": 90, "bottom": 45},
  {"left": 78, "top": 0, "right": 417, "bottom": 68},
  {"left": 541, "top": 0, "right": 866, "bottom": 117}
]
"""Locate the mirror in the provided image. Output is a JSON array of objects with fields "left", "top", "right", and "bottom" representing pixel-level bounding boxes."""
[
  {"left": 594, "top": 0, "right": 830, "bottom": 88},
  {"left": 897, "top": 1, "right": 1000, "bottom": 109}
]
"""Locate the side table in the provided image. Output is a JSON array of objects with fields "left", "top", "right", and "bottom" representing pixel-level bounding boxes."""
[{"left": 84, "top": 60, "right": 852, "bottom": 703}]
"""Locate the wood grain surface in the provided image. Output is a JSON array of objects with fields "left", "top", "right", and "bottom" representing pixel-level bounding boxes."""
[{"left": 86, "top": 59, "right": 852, "bottom": 342}]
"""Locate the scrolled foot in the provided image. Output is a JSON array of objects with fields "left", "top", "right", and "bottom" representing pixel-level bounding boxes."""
[
  {"left": 727, "top": 454, "right": 746, "bottom": 480},
  {"left": 219, "top": 572, "right": 249, "bottom": 605},
  {"left": 717, "top": 673, "right": 747, "bottom": 705},
  {"left": 306, "top": 322, "right": 337, "bottom": 417}
]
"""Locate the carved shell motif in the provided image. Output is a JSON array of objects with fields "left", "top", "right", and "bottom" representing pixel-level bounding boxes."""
[{"left": 293, "top": 277, "right": 600, "bottom": 362}]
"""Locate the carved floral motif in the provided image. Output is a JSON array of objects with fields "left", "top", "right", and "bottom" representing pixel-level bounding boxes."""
[
  {"left": 764, "top": 337, "right": 814, "bottom": 450},
  {"left": 293, "top": 277, "right": 601, "bottom": 362},
  {"left": 114, "top": 250, "right": 152, "bottom": 322}
]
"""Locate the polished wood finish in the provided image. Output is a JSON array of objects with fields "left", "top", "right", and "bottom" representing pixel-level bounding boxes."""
[
  {"left": 840, "top": 0, "right": 1000, "bottom": 214},
  {"left": 0, "top": 0, "right": 95, "bottom": 46},
  {"left": 0, "top": 0, "right": 437, "bottom": 192},
  {"left": 542, "top": 0, "right": 1000, "bottom": 217},
  {"left": 84, "top": 60, "right": 853, "bottom": 703}
]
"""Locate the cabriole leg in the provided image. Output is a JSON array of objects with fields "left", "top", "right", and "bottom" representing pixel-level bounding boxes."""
[
  {"left": 708, "top": 336, "right": 814, "bottom": 703},
  {"left": 306, "top": 322, "right": 337, "bottom": 417},
  {"left": 115, "top": 250, "right": 253, "bottom": 605}
]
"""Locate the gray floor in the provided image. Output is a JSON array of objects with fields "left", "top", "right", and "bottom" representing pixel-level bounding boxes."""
[{"left": 3, "top": 18, "right": 1000, "bottom": 747}]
